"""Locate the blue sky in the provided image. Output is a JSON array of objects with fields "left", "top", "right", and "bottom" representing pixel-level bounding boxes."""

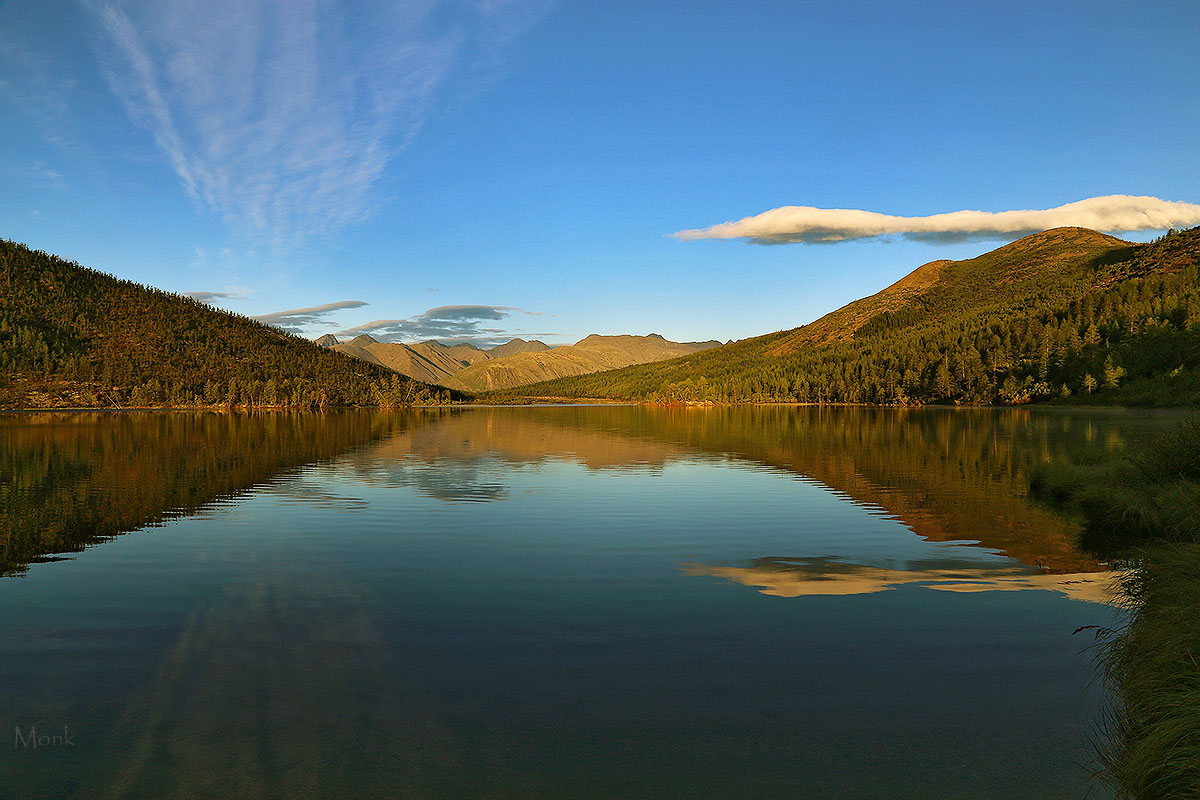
[{"left": 2, "top": 0, "right": 1198, "bottom": 346}]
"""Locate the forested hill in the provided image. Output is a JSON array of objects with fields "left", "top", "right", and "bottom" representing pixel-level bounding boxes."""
[
  {"left": 0, "top": 240, "right": 458, "bottom": 408},
  {"left": 495, "top": 226, "right": 1200, "bottom": 406}
]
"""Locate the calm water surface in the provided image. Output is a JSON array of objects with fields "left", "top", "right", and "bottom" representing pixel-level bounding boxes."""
[{"left": 0, "top": 406, "right": 1183, "bottom": 798}]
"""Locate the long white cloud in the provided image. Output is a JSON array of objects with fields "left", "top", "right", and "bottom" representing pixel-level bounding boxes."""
[{"left": 672, "top": 195, "right": 1200, "bottom": 245}]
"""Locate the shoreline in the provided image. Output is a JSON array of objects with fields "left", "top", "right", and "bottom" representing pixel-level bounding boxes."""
[{"left": 1, "top": 401, "right": 1193, "bottom": 413}]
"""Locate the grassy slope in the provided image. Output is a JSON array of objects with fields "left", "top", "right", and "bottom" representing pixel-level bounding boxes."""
[
  {"left": 497, "top": 227, "right": 1200, "bottom": 406},
  {"left": 0, "top": 240, "right": 459, "bottom": 408},
  {"left": 772, "top": 227, "right": 1130, "bottom": 351},
  {"left": 444, "top": 334, "right": 718, "bottom": 393}
]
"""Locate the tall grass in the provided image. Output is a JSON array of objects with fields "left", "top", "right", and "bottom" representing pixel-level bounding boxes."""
[
  {"left": 1095, "top": 546, "right": 1200, "bottom": 799},
  {"left": 1030, "top": 417, "right": 1200, "bottom": 548},
  {"left": 1030, "top": 418, "right": 1200, "bottom": 797}
]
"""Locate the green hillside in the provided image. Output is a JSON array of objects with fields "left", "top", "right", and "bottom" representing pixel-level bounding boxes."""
[
  {"left": 0, "top": 240, "right": 457, "bottom": 408},
  {"left": 495, "top": 226, "right": 1200, "bottom": 406}
]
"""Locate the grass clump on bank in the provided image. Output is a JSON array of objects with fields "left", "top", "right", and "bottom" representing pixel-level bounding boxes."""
[
  {"left": 1097, "top": 546, "right": 1200, "bottom": 799},
  {"left": 1030, "top": 417, "right": 1200, "bottom": 797}
]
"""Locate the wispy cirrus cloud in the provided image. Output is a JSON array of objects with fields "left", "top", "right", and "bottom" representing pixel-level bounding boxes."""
[
  {"left": 337, "top": 304, "right": 554, "bottom": 347},
  {"left": 29, "top": 161, "right": 66, "bottom": 189},
  {"left": 672, "top": 195, "right": 1200, "bottom": 245},
  {"left": 92, "top": 0, "right": 543, "bottom": 248},
  {"left": 253, "top": 300, "right": 369, "bottom": 333}
]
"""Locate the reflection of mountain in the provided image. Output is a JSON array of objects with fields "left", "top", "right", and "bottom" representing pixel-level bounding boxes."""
[
  {"left": 0, "top": 412, "right": 395, "bottom": 576},
  {"left": 2, "top": 406, "right": 1161, "bottom": 577},
  {"left": 350, "top": 406, "right": 1142, "bottom": 573},
  {"left": 350, "top": 408, "right": 690, "bottom": 471},
  {"left": 339, "top": 409, "right": 688, "bottom": 502},
  {"left": 683, "top": 557, "right": 1120, "bottom": 605}
]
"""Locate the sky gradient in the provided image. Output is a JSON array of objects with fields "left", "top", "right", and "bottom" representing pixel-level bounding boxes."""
[{"left": 2, "top": 0, "right": 1198, "bottom": 345}]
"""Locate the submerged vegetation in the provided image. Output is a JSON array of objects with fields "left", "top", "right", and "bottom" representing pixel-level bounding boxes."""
[
  {"left": 0, "top": 240, "right": 457, "bottom": 408},
  {"left": 1030, "top": 417, "right": 1200, "bottom": 798}
]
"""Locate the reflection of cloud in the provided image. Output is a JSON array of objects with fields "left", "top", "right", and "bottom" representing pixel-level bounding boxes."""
[
  {"left": 684, "top": 557, "right": 1120, "bottom": 605},
  {"left": 352, "top": 456, "right": 509, "bottom": 504},
  {"left": 253, "top": 300, "right": 368, "bottom": 334},
  {"left": 337, "top": 305, "right": 555, "bottom": 348},
  {"left": 672, "top": 195, "right": 1200, "bottom": 245},
  {"left": 262, "top": 479, "right": 368, "bottom": 512}
]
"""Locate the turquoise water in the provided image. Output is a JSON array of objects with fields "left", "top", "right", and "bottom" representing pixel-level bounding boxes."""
[{"left": 1, "top": 406, "right": 1180, "bottom": 798}]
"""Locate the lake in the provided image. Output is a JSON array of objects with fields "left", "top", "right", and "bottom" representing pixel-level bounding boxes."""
[{"left": 0, "top": 406, "right": 1182, "bottom": 798}]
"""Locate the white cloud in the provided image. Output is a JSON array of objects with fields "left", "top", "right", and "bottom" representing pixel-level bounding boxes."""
[
  {"left": 253, "top": 299, "right": 369, "bottom": 333},
  {"left": 672, "top": 195, "right": 1200, "bottom": 245},
  {"left": 93, "top": 0, "right": 541, "bottom": 248}
]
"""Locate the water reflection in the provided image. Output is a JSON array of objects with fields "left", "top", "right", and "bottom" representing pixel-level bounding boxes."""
[
  {"left": 262, "top": 477, "right": 369, "bottom": 511},
  {"left": 684, "top": 557, "right": 1120, "bottom": 604},
  {"left": 90, "top": 567, "right": 460, "bottom": 798},
  {"left": 338, "top": 406, "right": 1179, "bottom": 574},
  {"left": 1, "top": 406, "right": 1182, "bottom": 578},
  {"left": 2, "top": 405, "right": 1172, "bottom": 798},
  {"left": 350, "top": 455, "right": 510, "bottom": 502},
  {"left": 0, "top": 411, "right": 397, "bottom": 576}
]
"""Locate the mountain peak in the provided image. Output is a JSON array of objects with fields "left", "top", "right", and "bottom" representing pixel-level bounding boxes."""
[
  {"left": 314, "top": 334, "right": 339, "bottom": 346},
  {"left": 349, "top": 334, "right": 377, "bottom": 346},
  {"left": 994, "top": 226, "right": 1130, "bottom": 254},
  {"left": 769, "top": 226, "right": 1133, "bottom": 354},
  {"left": 488, "top": 338, "right": 553, "bottom": 358}
]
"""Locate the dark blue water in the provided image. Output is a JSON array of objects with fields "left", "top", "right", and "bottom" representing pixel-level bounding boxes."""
[{"left": 1, "top": 406, "right": 1178, "bottom": 798}]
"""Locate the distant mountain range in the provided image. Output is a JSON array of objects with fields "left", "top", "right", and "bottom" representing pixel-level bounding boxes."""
[
  {"left": 317, "top": 332, "right": 721, "bottom": 392},
  {"left": 497, "top": 226, "right": 1200, "bottom": 406}
]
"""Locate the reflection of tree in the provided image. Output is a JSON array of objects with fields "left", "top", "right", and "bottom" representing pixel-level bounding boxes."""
[
  {"left": 2, "top": 405, "right": 1166, "bottom": 577},
  {"left": 380, "top": 406, "right": 1169, "bottom": 573},
  {"left": 683, "top": 556, "right": 1120, "bottom": 605},
  {"left": 0, "top": 411, "right": 395, "bottom": 576}
]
